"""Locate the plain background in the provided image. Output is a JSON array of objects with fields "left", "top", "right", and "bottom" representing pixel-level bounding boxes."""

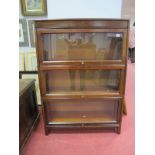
[
  {"left": 19, "top": 0, "right": 122, "bottom": 52},
  {"left": 0, "top": 0, "right": 155, "bottom": 155}
]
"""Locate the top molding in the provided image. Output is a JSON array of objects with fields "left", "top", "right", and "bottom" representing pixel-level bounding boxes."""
[{"left": 35, "top": 18, "right": 129, "bottom": 29}]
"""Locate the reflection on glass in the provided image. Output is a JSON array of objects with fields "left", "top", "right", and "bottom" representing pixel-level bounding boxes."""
[
  {"left": 42, "top": 32, "right": 123, "bottom": 61},
  {"left": 46, "top": 99, "right": 118, "bottom": 123},
  {"left": 46, "top": 70, "right": 120, "bottom": 93}
]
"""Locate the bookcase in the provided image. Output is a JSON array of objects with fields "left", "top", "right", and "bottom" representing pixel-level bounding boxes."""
[{"left": 35, "top": 19, "right": 129, "bottom": 135}]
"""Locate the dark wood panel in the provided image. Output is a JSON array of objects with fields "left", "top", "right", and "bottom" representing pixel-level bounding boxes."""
[
  {"left": 19, "top": 80, "right": 40, "bottom": 152},
  {"left": 46, "top": 124, "right": 120, "bottom": 134},
  {"left": 35, "top": 19, "right": 129, "bottom": 29},
  {"left": 46, "top": 123, "right": 119, "bottom": 128},
  {"left": 40, "top": 64, "right": 126, "bottom": 70}
]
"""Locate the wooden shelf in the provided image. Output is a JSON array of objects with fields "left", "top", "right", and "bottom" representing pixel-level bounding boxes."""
[
  {"left": 48, "top": 117, "right": 117, "bottom": 125},
  {"left": 46, "top": 91, "right": 120, "bottom": 97}
]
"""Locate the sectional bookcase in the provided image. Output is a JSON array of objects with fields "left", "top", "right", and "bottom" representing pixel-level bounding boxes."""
[{"left": 35, "top": 19, "right": 129, "bottom": 135}]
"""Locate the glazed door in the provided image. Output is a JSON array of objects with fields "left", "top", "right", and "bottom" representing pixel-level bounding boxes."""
[
  {"left": 39, "top": 68, "right": 125, "bottom": 97},
  {"left": 36, "top": 29, "right": 128, "bottom": 64},
  {"left": 44, "top": 98, "right": 121, "bottom": 125}
]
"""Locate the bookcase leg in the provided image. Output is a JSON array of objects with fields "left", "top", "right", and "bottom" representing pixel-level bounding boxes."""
[
  {"left": 123, "top": 99, "right": 127, "bottom": 115},
  {"left": 45, "top": 127, "right": 49, "bottom": 136},
  {"left": 115, "top": 127, "right": 121, "bottom": 134}
]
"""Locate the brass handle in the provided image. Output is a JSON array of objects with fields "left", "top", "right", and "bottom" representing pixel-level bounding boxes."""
[{"left": 81, "top": 61, "right": 84, "bottom": 65}]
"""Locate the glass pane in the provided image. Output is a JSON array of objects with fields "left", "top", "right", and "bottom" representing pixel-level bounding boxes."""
[
  {"left": 46, "top": 99, "right": 118, "bottom": 124},
  {"left": 45, "top": 70, "right": 120, "bottom": 94},
  {"left": 42, "top": 32, "right": 123, "bottom": 61}
]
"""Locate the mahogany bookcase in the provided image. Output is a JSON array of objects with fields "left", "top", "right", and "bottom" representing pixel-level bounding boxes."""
[{"left": 35, "top": 19, "right": 129, "bottom": 135}]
